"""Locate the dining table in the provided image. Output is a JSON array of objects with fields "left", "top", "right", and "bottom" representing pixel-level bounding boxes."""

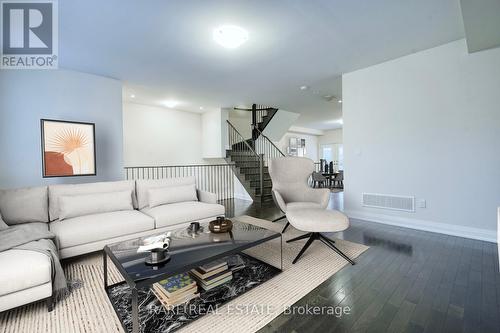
[{"left": 321, "top": 171, "right": 340, "bottom": 188}]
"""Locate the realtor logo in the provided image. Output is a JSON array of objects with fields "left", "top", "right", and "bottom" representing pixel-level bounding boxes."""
[{"left": 1, "top": 0, "right": 58, "bottom": 69}]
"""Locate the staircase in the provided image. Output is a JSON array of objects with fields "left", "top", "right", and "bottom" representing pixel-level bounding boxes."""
[{"left": 225, "top": 104, "right": 285, "bottom": 203}]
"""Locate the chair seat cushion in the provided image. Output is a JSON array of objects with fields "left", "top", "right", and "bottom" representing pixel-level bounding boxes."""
[
  {"left": 286, "top": 202, "right": 321, "bottom": 211},
  {"left": 0, "top": 249, "right": 51, "bottom": 296},
  {"left": 286, "top": 208, "right": 349, "bottom": 233},
  {"left": 49, "top": 210, "right": 154, "bottom": 249},
  {"left": 142, "top": 201, "right": 225, "bottom": 228}
]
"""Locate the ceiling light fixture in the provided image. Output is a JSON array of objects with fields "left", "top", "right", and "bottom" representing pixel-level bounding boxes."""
[
  {"left": 130, "top": 94, "right": 135, "bottom": 98},
  {"left": 338, "top": 99, "right": 342, "bottom": 104},
  {"left": 199, "top": 106, "right": 204, "bottom": 110},
  {"left": 300, "top": 85, "right": 309, "bottom": 90},
  {"left": 213, "top": 25, "right": 248, "bottom": 49},
  {"left": 163, "top": 100, "right": 179, "bottom": 108}
]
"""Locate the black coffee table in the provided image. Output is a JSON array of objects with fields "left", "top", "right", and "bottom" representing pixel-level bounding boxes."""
[{"left": 103, "top": 218, "right": 282, "bottom": 333}]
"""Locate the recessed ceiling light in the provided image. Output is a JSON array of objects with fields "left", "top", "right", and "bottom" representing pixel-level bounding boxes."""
[
  {"left": 338, "top": 99, "right": 342, "bottom": 104},
  {"left": 163, "top": 100, "right": 179, "bottom": 108},
  {"left": 213, "top": 25, "right": 248, "bottom": 49},
  {"left": 130, "top": 94, "right": 135, "bottom": 98},
  {"left": 300, "top": 85, "right": 309, "bottom": 90},
  {"left": 199, "top": 106, "right": 204, "bottom": 110}
]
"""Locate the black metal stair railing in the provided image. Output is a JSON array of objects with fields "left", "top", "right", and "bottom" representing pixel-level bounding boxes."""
[
  {"left": 226, "top": 120, "right": 265, "bottom": 200},
  {"left": 254, "top": 126, "right": 285, "bottom": 167},
  {"left": 124, "top": 164, "right": 235, "bottom": 201}
]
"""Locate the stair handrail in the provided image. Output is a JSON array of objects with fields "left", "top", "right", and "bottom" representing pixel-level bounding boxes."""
[
  {"left": 254, "top": 127, "right": 285, "bottom": 157},
  {"left": 227, "top": 120, "right": 264, "bottom": 198},
  {"left": 226, "top": 120, "right": 260, "bottom": 157}
]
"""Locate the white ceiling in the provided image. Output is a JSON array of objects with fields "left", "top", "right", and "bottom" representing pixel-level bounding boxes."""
[{"left": 59, "top": 0, "right": 465, "bottom": 130}]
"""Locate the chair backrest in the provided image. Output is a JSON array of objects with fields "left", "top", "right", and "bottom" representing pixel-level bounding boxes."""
[{"left": 268, "top": 157, "right": 314, "bottom": 203}]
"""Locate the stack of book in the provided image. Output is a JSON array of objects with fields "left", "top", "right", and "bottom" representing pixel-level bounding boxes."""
[
  {"left": 190, "top": 258, "right": 233, "bottom": 291},
  {"left": 152, "top": 273, "right": 199, "bottom": 308}
]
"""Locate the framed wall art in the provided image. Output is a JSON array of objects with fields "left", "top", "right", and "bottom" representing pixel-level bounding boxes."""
[{"left": 41, "top": 119, "right": 96, "bottom": 177}]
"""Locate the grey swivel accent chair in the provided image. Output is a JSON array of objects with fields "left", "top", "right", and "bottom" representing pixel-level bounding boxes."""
[
  {"left": 268, "top": 157, "right": 330, "bottom": 233},
  {"left": 269, "top": 157, "right": 354, "bottom": 265}
]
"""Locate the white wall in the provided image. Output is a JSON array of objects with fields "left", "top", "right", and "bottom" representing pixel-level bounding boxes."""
[
  {"left": 202, "top": 109, "right": 226, "bottom": 159},
  {"left": 0, "top": 70, "right": 123, "bottom": 188},
  {"left": 318, "top": 129, "right": 343, "bottom": 145},
  {"left": 275, "top": 132, "right": 319, "bottom": 161},
  {"left": 228, "top": 110, "right": 252, "bottom": 140},
  {"left": 343, "top": 39, "right": 500, "bottom": 242},
  {"left": 123, "top": 103, "right": 203, "bottom": 166},
  {"left": 262, "top": 110, "right": 300, "bottom": 141}
]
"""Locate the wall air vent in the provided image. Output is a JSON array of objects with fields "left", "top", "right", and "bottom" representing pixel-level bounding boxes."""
[{"left": 362, "top": 193, "right": 415, "bottom": 212}]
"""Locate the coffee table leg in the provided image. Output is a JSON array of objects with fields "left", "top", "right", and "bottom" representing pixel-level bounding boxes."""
[
  {"left": 132, "top": 287, "right": 139, "bottom": 333},
  {"left": 103, "top": 251, "right": 108, "bottom": 289}
]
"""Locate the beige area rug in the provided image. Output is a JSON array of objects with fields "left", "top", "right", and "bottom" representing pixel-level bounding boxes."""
[{"left": 0, "top": 216, "right": 368, "bottom": 333}]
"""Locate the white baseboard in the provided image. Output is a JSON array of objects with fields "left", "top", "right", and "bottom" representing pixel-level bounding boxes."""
[{"left": 344, "top": 209, "right": 497, "bottom": 243}]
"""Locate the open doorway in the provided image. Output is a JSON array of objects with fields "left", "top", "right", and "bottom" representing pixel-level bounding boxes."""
[{"left": 319, "top": 143, "right": 344, "bottom": 191}]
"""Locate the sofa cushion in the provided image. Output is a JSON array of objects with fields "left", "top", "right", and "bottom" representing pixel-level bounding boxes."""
[
  {"left": 48, "top": 180, "right": 137, "bottom": 221},
  {"left": 136, "top": 177, "right": 196, "bottom": 210},
  {"left": 59, "top": 190, "right": 133, "bottom": 220},
  {"left": 142, "top": 201, "right": 225, "bottom": 228},
  {"left": 0, "top": 249, "right": 51, "bottom": 296},
  {"left": 49, "top": 210, "right": 154, "bottom": 249},
  {"left": 0, "top": 186, "right": 49, "bottom": 225},
  {"left": 148, "top": 184, "right": 197, "bottom": 208}
]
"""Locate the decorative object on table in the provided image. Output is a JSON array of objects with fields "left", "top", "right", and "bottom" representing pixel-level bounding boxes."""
[
  {"left": 187, "top": 221, "right": 204, "bottom": 237},
  {"left": 137, "top": 232, "right": 172, "bottom": 265},
  {"left": 152, "top": 273, "right": 199, "bottom": 308},
  {"left": 190, "top": 258, "right": 233, "bottom": 291},
  {"left": 40, "top": 119, "right": 96, "bottom": 177},
  {"left": 209, "top": 216, "right": 233, "bottom": 233},
  {"left": 189, "top": 222, "right": 200, "bottom": 232}
]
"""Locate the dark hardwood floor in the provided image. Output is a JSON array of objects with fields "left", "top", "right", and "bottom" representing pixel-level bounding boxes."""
[{"left": 220, "top": 193, "right": 500, "bottom": 333}]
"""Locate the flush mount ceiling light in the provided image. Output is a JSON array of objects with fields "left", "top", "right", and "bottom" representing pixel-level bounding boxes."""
[
  {"left": 213, "top": 25, "right": 248, "bottom": 49},
  {"left": 163, "top": 100, "right": 179, "bottom": 108}
]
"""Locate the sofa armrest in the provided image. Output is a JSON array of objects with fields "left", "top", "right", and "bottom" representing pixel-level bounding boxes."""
[
  {"left": 305, "top": 188, "right": 330, "bottom": 209},
  {"left": 197, "top": 189, "right": 217, "bottom": 204}
]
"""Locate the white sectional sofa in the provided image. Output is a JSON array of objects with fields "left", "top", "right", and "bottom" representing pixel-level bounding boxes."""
[{"left": 0, "top": 177, "right": 225, "bottom": 312}]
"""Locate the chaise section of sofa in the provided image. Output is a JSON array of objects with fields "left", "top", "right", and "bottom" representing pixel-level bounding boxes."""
[
  {"left": 47, "top": 180, "right": 155, "bottom": 259},
  {"left": 136, "top": 177, "right": 226, "bottom": 229},
  {"left": 0, "top": 187, "right": 53, "bottom": 312}
]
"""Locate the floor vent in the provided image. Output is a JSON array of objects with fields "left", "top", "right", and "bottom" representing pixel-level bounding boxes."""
[{"left": 362, "top": 193, "right": 415, "bottom": 212}]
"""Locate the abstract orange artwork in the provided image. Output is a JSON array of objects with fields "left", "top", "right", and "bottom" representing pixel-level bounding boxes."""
[{"left": 41, "top": 119, "right": 96, "bottom": 177}]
